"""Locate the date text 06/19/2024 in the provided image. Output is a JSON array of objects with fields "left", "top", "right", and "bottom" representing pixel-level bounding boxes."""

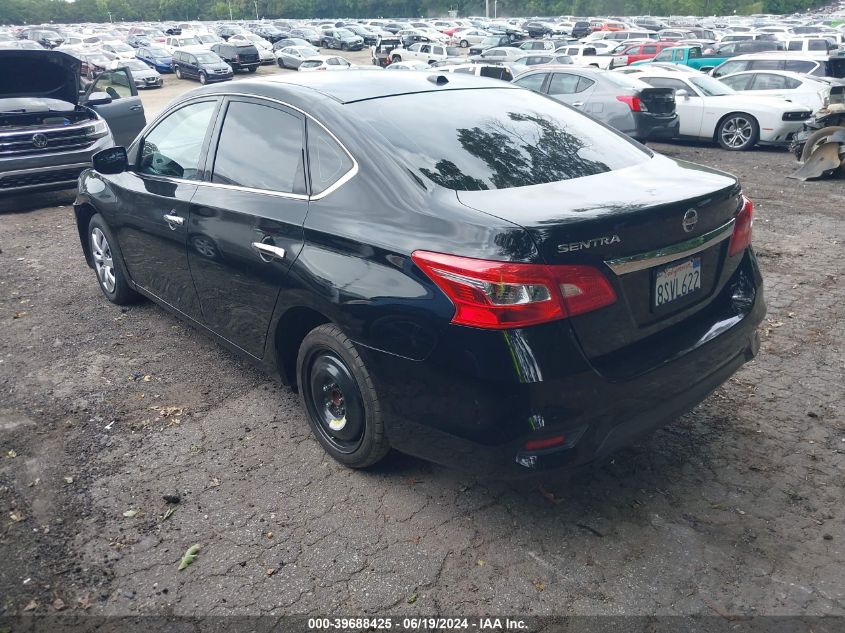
[{"left": 307, "top": 617, "right": 529, "bottom": 630}]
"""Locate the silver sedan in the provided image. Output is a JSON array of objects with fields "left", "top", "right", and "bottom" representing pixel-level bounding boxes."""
[{"left": 275, "top": 45, "right": 320, "bottom": 69}]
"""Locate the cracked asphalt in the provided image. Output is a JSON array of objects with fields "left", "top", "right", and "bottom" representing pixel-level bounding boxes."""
[{"left": 0, "top": 68, "right": 843, "bottom": 617}]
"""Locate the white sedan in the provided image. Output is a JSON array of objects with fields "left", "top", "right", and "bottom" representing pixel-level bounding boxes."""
[
  {"left": 636, "top": 69, "right": 813, "bottom": 150},
  {"left": 450, "top": 29, "right": 490, "bottom": 48},
  {"left": 101, "top": 40, "right": 136, "bottom": 60},
  {"left": 298, "top": 55, "right": 353, "bottom": 71},
  {"left": 717, "top": 70, "right": 831, "bottom": 112}
]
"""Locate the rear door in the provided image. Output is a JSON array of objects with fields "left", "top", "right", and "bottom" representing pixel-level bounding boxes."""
[
  {"left": 83, "top": 68, "right": 146, "bottom": 146},
  {"left": 187, "top": 97, "right": 309, "bottom": 358}
]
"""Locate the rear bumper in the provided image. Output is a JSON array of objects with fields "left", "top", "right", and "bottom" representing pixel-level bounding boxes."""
[
  {"left": 359, "top": 250, "right": 765, "bottom": 477},
  {"left": 631, "top": 112, "right": 680, "bottom": 141}
]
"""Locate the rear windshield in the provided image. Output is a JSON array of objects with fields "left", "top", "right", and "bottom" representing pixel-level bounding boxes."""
[{"left": 349, "top": 88, "right": 648, "bottom": 191}]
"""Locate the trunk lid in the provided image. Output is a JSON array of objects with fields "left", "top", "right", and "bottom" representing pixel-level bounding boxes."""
[
  {"left": 456, "top": 154, "right": 743, "bottom": 375},
  {"left": 0, "top": 50, "right": 81, "bottom": 105},
  {"left": 638, "top": 87, "right": 675, "bottom": 114}
]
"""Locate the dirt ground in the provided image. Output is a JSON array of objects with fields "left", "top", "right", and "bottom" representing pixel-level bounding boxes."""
[{"left": 0, "top": 61, "right": 843, "bottom": 619}]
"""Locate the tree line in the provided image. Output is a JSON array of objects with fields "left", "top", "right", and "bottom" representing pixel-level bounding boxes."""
[{"left": 0, "top": 0, "right": 828, "bottom": 26}]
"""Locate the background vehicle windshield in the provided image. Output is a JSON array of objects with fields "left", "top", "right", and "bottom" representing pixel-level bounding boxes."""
[
  {"left": 351, "top": 88, "right": 648, "bottom": 191},
  {"left": 195, "top": 53, "right": 221, "bottom": 63},
  {"left": 148, "top": 48, "right": 169, "bottom": 57}
]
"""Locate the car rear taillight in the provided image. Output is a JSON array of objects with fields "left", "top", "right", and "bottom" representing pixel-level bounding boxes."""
[
  {"left": 411, "top": 251, "right": 616, "bottom": 329},
  {"left": 524, "top": 435, "right": 566, "bottom": 451},
  {"left": 616, "top": 95, "right": 648, "bottom": 112},
  {"left": 728, "top": 195, "right": 753, "bottom": 257}
]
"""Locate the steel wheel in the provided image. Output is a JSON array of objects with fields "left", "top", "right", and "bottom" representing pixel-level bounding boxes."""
[
  {"left": 199, "top": 72, "right": 207, "bottom": 84},
  {"left": 304, "top": 350, "right": 365, "bottom": 454},
  {"left": 91, "top": 227, "right": 115, "bottom": 293},
  {"left": 718, "top": 114, "right": 758, "bottom": 151}
]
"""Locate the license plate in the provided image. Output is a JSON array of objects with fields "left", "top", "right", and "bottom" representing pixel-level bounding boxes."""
[{"left": 654, "top": 258, "right": 701, "bottom": 307}]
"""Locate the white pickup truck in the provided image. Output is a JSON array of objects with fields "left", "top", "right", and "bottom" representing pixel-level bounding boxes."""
[
  {"left": 388, "top": 42, "right": 462, "bottom": 64},
  {"left": 554, "top": 44, "right": 627, "bottom": 69}
]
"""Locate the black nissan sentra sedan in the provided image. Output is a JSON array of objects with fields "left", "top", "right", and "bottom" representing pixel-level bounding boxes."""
[{"left": 73, "top": 72, "right": 764, "bottom": 476}]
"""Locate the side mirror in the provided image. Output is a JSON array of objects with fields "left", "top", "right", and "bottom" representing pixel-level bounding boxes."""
[
  {"left": 675, "top": 89, "right": 690, "bottom": 99},
  {"left": 93, "top": 146, "right": 128, "bottom": 174},
  {"left": 86, "top": 91, "right": 113, "bottom": 106}
]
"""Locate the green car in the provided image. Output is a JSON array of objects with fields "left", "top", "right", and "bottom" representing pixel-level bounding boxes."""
[{"left": 631, "top": 46, "right": 729, "bottom": 73}]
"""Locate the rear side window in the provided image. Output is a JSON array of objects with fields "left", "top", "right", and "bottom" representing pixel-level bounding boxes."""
[
  {"left": 349, "top": 88, "right": 647, "bottom": 191},
  {"left": 787, "top": 41, "right": 802, "bottom": 51},
  {"left": 809, "top": 40, "right": 828, "bottom": 51},
  {"left": 548, "top": 73, "right": 581, "bottom": 95},
  {"left": 212, "top": 101, "right": 306, "bottom": 194},
  {"left": 307, "top": 123, "right": 354, "bottom": 196},
  {"left": 785, "top": 60, "right": 817, "bottom": 74}
]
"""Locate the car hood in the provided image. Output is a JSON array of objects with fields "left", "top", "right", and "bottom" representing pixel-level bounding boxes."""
[{"left": 0, "top": 49, "right": 81, "bottom": 104}]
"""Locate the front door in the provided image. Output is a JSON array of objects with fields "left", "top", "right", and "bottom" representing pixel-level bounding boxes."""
[
  {"left": 109, "top": 98, "right": 220, "bottom": 318},
  {"left": 83, "top": 68, "right": 146, "bottom": 146},
  {"left": 188, "top": 97, "right": 309, "bottom": 358}
]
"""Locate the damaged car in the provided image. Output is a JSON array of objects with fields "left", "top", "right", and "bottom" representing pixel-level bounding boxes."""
[
  {"left": 0, "top": 50, "right": 146, "bottom": 195},
  {"left": 789, "top": 85, "right": 845, "bottom": 180}
]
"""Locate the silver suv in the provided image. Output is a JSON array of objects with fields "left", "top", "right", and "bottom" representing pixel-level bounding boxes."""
[{"left": 0, "top": 50, "right": 146, "bottom": 195}]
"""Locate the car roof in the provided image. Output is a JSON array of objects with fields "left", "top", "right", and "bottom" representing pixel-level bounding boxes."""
[{"left": 198, "top": 70, "right": 518, "bottom": 104}]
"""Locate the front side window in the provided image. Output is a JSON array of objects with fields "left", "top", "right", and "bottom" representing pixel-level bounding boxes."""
[
  {"left": 720, "top": 74, "right": 753, "bottom": 91},
  {"left": 513, "top": 73, "right": 545, "bottom": 90},
  {"left": 212, "top": 101, "right": 306, "bottom": 194},
  {"left": 139, "top": 100, "right": 217, "bottom": 179},
  {"left": 91, "top": 69, "right": 133, "bottom": 99}
]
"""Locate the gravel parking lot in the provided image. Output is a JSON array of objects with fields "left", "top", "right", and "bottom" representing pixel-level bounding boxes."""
[{"left": 0, "top": 60, "right": 843, "bottom": 619}]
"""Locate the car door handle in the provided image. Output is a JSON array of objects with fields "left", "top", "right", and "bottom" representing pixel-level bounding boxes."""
[
  {"left": 129, "top": 105, "right": 142, "bottom": 111},
  {"left": 163, "top": 213, "right": 184, "bottom": 229},
  {"left": 251, "top": 242, "right": 286, "bottom": 261},
  {"left": 572, "top": 101, "right": 585, "bottom": 107}
]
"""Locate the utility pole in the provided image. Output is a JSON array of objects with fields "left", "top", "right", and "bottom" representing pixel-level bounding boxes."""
[
  {"left": 253, "top": 0, "right": 259, "bottom": 20},
  {"left": 485, "top": 0, "right": 489, "bottom": 19},
  {"left": 227, "top": 0, "right": 233, "bottom": 21},
  {"left": 107, "top": 10, "right": 112, "bottom": 22}
]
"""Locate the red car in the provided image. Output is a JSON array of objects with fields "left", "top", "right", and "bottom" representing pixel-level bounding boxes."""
[{"left": 620, "top": 41, "right": 676, "bottom": 65}]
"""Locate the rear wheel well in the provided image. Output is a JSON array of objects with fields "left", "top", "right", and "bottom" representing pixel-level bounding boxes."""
[
  {"left": 274, "top": 307, "right": 331, "bottom": 386},
  {"left": 75, "top": 203, "right": 97, "bottom": 267}
]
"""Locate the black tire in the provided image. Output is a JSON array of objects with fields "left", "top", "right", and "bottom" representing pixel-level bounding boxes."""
[
  {"left": 341, "top": 42, "right": 348, "bottom": 51},
  {"left": 717, "top": 113, "right": 759, "bottom": 151},
  {"left": 277, "top": 58, "right": 285, "bottom": 68},
  {"left": 321, "top": 40, "right": 330, "bottom": 49},
  {"left": 247, "top": 66, "right": 257, "bottom": 73},
  {"left": 460, "top": 39, "right": 469, "bottom": 48},
  {"left": 391, "top": 54, "right": 401, "bottom": 63},
  {"left": 297, "top": 324, "right": 390, "bottom": 469},
  {"left": 175, "top": 66, "right": 182, "bottom": 79},
  {"left": 88, "top": 214, "right": 140, "bottom": 306},
  {"left": 199, "top": 72, "right": 207, "bottom": 85}
]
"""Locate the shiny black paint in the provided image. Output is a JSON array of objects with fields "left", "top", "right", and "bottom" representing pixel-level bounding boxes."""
[{"left": 74, "top": 73, "right": 765, "bottom": 474}]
